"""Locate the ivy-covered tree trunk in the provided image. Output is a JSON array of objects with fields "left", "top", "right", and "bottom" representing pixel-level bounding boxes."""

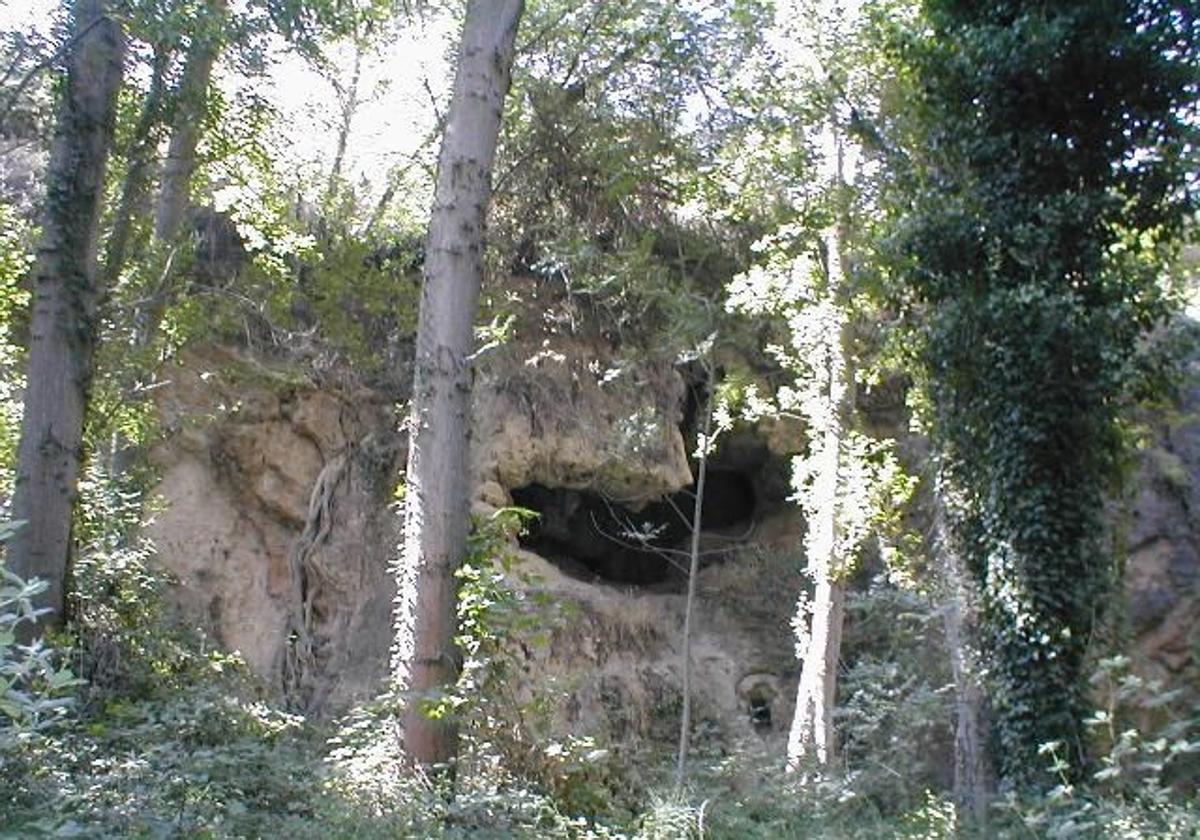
[
  {"left": 787, "top": 120, "right": 856, "bottom": 771},
  {"left": 788, "top": 564, "right": 847, "bottom": 770},
  {"left": 885, "top": 0, "right": 1197, "bottom": 783},
  {"left": 8, "top": 0, "right": 124, "bottom": 624},
  {"left": 933, "top": 486, "right": 991, "bottom": 821},
  {"left": 392, "top": 0, "right": 523, "bottom": 769}
]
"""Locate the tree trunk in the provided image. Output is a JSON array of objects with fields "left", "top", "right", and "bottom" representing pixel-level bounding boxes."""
[
  {"left": 154, "top": 0, "right": 224, "bottom": 246},
  {"left": 934, "top": 485, "right": 991, "bottom": 822},
  {"left": 787, "top": 126, "right": 852, "bottom": 773},
  {"left": 786, "top": 288, "right": 850, "bottom": 769},
  {"left": 787, "top": 566, "right": 847, "bottom": 770},
  {"left": 7, "top": 0, "right": 124, "bottom": 624},
  {"left": 108, "top": 1, "right": 224, "bottom": 480},
  {"left": 326, "top": 40, "right": 362, "bottom": 202},
  {"left": 392, "top": 0, "right": 523, "bottom": 770},
  {"left": 676, "top": 363, "right": 712, "bottom": 789},
  {"left": 101, "top": 40, "right": 171, "bottom": 290}
]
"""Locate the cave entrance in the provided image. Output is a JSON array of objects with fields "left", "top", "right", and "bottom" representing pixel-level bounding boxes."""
[
  {"left": 749, "top": 695, "right": 772, "bottom": 731},
  {"left": 510, "top": 484, "right": 682, "bottom": 587},
  {"left": 510, "top": 467, "right": 760, "bottom": 588},
  {"left": 698, "top": 468, "right": 756, "bottom": 532},
  {"left": 737, "top": 673, "right": 781, "bottom": 736}
]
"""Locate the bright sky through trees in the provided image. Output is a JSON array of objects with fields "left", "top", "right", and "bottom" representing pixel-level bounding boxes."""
[
  {"left": 256, "top": 10, "right": 456, "bottom": 202},
  {"left": 0, "top": 0, "right": 455, "bottom": 207}
]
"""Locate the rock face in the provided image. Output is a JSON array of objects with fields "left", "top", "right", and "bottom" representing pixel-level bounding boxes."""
[
  {"left": 471, "top": 335, "right": 693, "bottom": 507},
  {"left": 1125, "top": 348, "right": 1200, "bottom": 696},
  {"left": 146, "top": 319, "right": 1200, "bottom": 751},
  {"left": 149, "top": 335, "right": 802, "bottom": 745},
  {"left": 149, "top": 347, "right": 403, "bottom": 711},
  {"left": 495, "top": 547, "right": 801, "bottom": 753}
]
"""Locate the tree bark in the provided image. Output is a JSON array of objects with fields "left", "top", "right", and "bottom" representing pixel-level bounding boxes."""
[
  {"left": 787, "top": 563, "right": 847, "bottom": 770},
  {"left": 101, "top": 40, "right": 171, "bottom": 290},
  {"left": 326, "top": 39, "right": 362, "bottom": 202},
  {"left": 7, "top": 0, "right": 124, "bottom": 624},
  {"left": 787, "top": 125, "right": 852, "bottom": 773},
  {"left": 139, "top": 1, "right": 225, "bottom": 341},
  {"left": 392, "top": 0, "right": 523, "bottom": 770},
  {"left": 934, "top": 485, "right": 991, "bottom": 822},
  {"left": 786, "top": 285, "right": 850, "bottom": 770},
  {"left": 154, "top": 0, "right": 224, "bottom": 246},
  {"left": 107, "top": 0, "right": 224, "bottom": 480}
]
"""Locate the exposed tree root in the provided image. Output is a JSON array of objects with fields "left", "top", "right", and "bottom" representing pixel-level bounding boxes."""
[{"left": 282, "top": 447, "right": 352, "bottom": 710}]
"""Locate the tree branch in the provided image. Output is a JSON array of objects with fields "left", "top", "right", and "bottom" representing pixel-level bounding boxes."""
[{"left": 0, "top": 15, "right": 108, "bottom": 134}]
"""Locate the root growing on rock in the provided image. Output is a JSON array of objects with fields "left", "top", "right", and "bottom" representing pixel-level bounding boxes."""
[{"left": 282, "top": 447, "right": 351, "bottom": 710}]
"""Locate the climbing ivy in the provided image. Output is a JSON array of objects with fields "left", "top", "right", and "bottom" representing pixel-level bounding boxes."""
[
  {"left": 0, "top": 204, "right": 31, "bottom": 494},
  {"left": 877, "top": 0, "right": 1198, "bottom": 784}
]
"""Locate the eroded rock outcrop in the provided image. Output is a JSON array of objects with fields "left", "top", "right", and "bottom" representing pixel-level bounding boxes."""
[
  {"left": 149, "top": 346, "right": 402, "bottom": 710},
  {"left": 1125, "top": 348, "right": 1200, "bottom": 696},
  {"left": 471, "top": 336, "right": 693, "bottom": 508},
  {"left": 145, "top": 315, "right": 1200, "bottom": 753},
  {"left": 147, "top": 333, "right": 803, "bottom": 741}
]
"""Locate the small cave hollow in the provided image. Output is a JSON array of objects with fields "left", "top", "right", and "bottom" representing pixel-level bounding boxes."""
[
  {"left": 749, "top": 695, "right": 773, "bottom": 732},
  {"left": 737, "top": 673, "right": 781, "bottom": 735},
  {"left": 510, "top": 467, "right": 760, "bottom": 588}
]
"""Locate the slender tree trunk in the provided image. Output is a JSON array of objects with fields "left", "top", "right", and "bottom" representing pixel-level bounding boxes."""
[
  {"left": 933, "top": 484, "right": 991, "bottom": 822},
  {"left": 154, "top": 0, "right": 224, "bottom": 246},
  {"left": 787, "top": 127, "right": 852, "bottom": 773},
  {"left": 787, "top": 570, "right": 847, "bottom": 769},
  {"left": 676, "top": 363, "right": 712, "bottom": 790},
  {"left": 7, "top": 0, "right": 124, "bottom": 624},
  {"left": 141, "top": 2, "right": 225, "bottom": 336},
  {"left": 326, "top": 40, "right": 362, "bottom": 202},
  {"left": 786, "top": 293, "right": 850, "bottom": 770},
  {"left": 101, "top": 40, "right": 171, "bottom": 290},
  {"left": 108, "top": 1, "right": 224, "bottom": 480},
  {"left": 392, "top": 0, "right": 523, "bottom": 770}
]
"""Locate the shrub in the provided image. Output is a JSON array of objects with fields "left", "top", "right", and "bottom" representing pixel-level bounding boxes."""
[{"left": 0, "top": 521, "right": 82, "bottom": 739}]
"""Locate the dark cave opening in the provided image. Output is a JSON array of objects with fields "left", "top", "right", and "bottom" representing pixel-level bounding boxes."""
[
  {"left": 699, "top": 468, "right": 756, "bottom": 531},
  {"left": 510, "top": 346, "right": 797, "bottom": 587},
  {"left": 511, "top": 484, "right": 676, "bottom": 585},
  {"left": 749, "top": 696, "right": 772, "bottom": 731},
  {"left": 510, "top": 467, "right": 760, "bottom": 587}
]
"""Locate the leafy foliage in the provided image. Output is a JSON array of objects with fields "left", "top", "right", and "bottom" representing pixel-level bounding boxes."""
[
  {"left": 3, "top": 0, "right": 1200, "bottom": 834},
  {"left": 0, "top": 204, "right": 31, "bottom": 495},
  {"left": 877, "top": 0, "right": 1199, "bottom": 783},
  {"left": 837, "top": 582, "right": 953, "bottom": 810},
  {"left": 486, "top": 0, "right": 774, "bottom": 351},
  {"left": 991, "top": 656, "right": 1200, "bottom": 838},
  {"left": 0, "top": 523, "right": 81, "bottom": 738}
]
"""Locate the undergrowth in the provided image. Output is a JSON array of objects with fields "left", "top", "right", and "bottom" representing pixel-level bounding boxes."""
[{"left": 1, "top": 495, "right": 1198, "bottom": 838}]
